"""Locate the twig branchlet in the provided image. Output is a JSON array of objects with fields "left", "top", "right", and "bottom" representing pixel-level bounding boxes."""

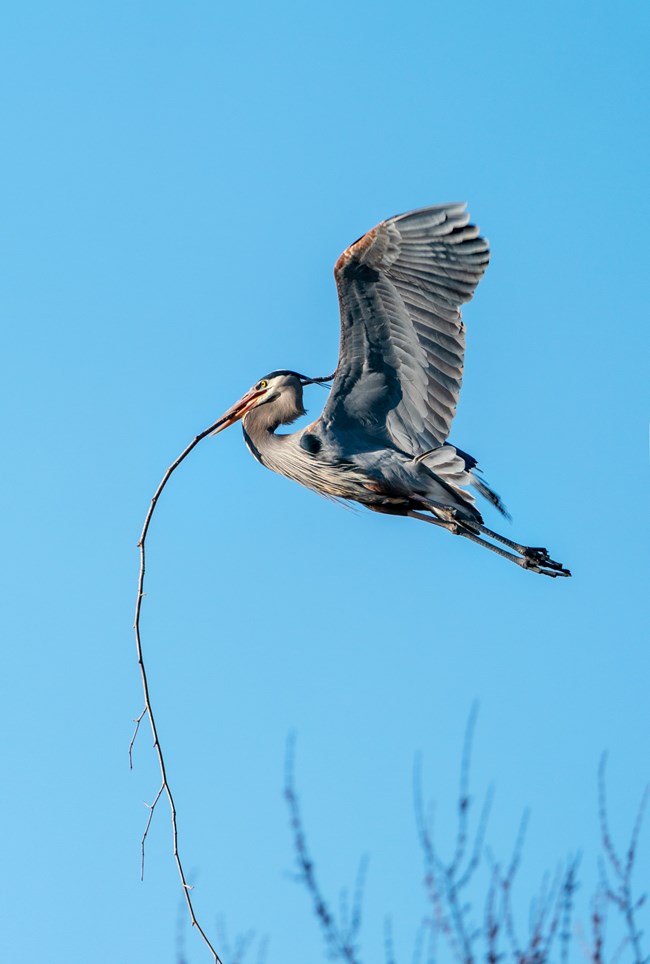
[{"left": 598, "top": 754, "right": 649, "bottom": 964}]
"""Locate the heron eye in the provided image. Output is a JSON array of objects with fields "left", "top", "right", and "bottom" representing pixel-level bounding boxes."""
[{"left": 256, "top": 379, "right": 268, "bottom": 390}]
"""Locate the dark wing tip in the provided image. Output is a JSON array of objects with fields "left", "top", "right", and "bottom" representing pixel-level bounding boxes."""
[{"left": 392, "top": 201, "right": 468, "bottom": 223}]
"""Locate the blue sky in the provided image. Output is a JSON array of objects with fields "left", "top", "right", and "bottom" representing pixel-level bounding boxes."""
[{"left": 1, "top": 2, "right": 649, "bottom": 962}]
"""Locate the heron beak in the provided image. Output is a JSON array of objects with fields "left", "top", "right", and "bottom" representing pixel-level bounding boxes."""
[{"left": 211, "top": 388, "right": 266, "bottom": 435}]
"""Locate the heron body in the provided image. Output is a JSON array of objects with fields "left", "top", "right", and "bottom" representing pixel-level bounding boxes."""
[{"left": 214, "top": 204, "right": 570, "bottom": 577}]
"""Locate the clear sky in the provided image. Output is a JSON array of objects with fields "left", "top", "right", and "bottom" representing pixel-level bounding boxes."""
[{"left": 2, "top": 2, "right": 649, "bottom": 962}]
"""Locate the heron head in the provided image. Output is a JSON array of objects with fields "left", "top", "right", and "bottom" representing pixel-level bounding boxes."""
[{"left": 212, "top": 370, "right": 321, "bottom": 435}]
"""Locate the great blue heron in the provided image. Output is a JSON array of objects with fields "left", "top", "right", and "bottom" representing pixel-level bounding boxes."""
[{"left": 213, "top": 203, "right": 570, "bottom": 577}]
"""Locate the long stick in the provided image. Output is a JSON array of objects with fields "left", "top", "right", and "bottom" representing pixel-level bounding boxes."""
[{"left": 132, "top": 415, "right": 230, "bottom": 964}]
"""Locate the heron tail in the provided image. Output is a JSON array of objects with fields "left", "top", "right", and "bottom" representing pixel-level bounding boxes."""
[
  {"left": 470, "top": 474, "right": 510, "bottom": 519},
  {"left": 448, "top": 445, "right": 510, "bottom": 519},
  {"left": 415, "top": 444, "right": 510, "bottom": 520}
]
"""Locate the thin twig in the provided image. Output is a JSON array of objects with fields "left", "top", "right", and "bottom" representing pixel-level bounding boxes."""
[
  {"left": 411, "top": 919, "right": 435, "bottom": 964},
  {"left": 527, "top": 863, "right": 565, "bottom": 963},
  {"left": 501, "top": 810, "right": 530, "bottom": 961},
  {"left": 413, "top": 757, "right": 456, "bottom": 955},
  {"left": 559, "top": 858, "right": 579, "bottom": 964},
  {"left": 414, "top": 707, "right": 491, "bottom": 964},
  {"left": 132, "top": 416, "right": 227, "bottom": 964},
  {"left": 129, "top": 707, "right": 147, "bottom": 769},
  {"left": 590, "top": 884, "right": 607, "bottom": 964},
  {"left": 141, "top": 784, "right": 164, "bottom": 879},
  {"left": 483, "top": 863, "right": 501, "bottom": 964},
  {"left": 598, "top": 755, "right": 649, "bottom": 964},
  {"left": 450, "top": 703, "right": 479, "bottom": 879},
  {"left": 599, "top": 755, "right": 623, "bottom": 880},
  {"left": 284, "top": 733, "right": 365, "bottom": 963}
]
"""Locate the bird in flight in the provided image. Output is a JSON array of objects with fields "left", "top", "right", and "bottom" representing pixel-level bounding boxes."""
[{"left": 213, "top": 203, "right": 570, "bottom": 577}]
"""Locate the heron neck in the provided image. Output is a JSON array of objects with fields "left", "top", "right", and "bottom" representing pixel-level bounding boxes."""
[
  {"left": 246, "top": 422, "right": 309, "bottom": 482},
  {"left": 241, "top": 410, "right": 297, "bottom": 466}
]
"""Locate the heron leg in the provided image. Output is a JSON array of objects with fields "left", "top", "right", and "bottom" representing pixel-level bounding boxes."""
[
  {"left": 467, "top": 522, "right": 570, "bottom": 575},
  {"left": 470, "top": 522, "right": 542, "bottom": 557},
  {"left": 407, "top": 510, "right": 570, "bottom": 577},
  {"left": 408, "top": 510, "right": 525, "bottom": 568}
]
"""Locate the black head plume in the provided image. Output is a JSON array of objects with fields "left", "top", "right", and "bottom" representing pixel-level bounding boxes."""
[
  {"left": 301, "top": 371, "right": 337, "bottom": 385},
  {"left": 262, "top": 369, "right": 337, "bottom": 386}
]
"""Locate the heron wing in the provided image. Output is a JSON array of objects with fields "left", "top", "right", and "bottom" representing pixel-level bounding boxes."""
[{"left": 320, "top": 203, "right": 489, "bottom": 453}]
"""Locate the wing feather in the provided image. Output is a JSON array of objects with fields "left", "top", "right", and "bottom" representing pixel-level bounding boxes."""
[{"left": 320, "top": 203, "right": 489, "bottom": 453}]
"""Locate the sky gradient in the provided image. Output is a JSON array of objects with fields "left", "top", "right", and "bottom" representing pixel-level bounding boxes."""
[{"left": 2, "top": 2, "right": 649, "bottom": 962}]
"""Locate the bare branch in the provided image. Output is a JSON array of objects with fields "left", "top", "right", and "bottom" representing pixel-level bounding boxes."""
[
  {"left": 559, "top": 858, "right": 580, "bottom": 964},
  {"left": 132, "top": 416, "right": 227, "bottom": 964},
  {"left": 450, "top": 702, "right": 479, "bottom": 879},
  {"left": 284, "top": 734, "right": 366, "bottom": 963},
  {"left": 526, "top": 860, "right": 578, "bottom": 964},
  {"left": 501, "top": 809, "right": 530, "bottom": 961},
  {"left": 590, "top": 884, "right": 607, "bottom": 964},
  {"left": 598, "top": 755, "right": 648, "bottom": 964},
  {"left": 599, "top": 754, "right": 624, "bottom": 881},
  {"left": 414, "top": 707, "right": 494, "bottom": 964},
  {"left": 483, "top": 863, "right": 501, "bottom": 964}
]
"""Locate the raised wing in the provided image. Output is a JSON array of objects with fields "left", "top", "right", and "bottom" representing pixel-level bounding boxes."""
[{"left": 320, "top": 204, "right": 489, "bottom": 454}]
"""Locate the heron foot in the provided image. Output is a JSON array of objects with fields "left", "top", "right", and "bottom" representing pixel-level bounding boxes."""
[
  {"left": 523, "top": 547, "right": 571, "bottom": 577},
  {"left": 460, "top": 518, "right": 572, "bottom": 577}
]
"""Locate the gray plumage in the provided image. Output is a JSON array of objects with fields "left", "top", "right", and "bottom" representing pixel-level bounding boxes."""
[{"left": 213, "top": 204, "right": 570, "bottom": 577}]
